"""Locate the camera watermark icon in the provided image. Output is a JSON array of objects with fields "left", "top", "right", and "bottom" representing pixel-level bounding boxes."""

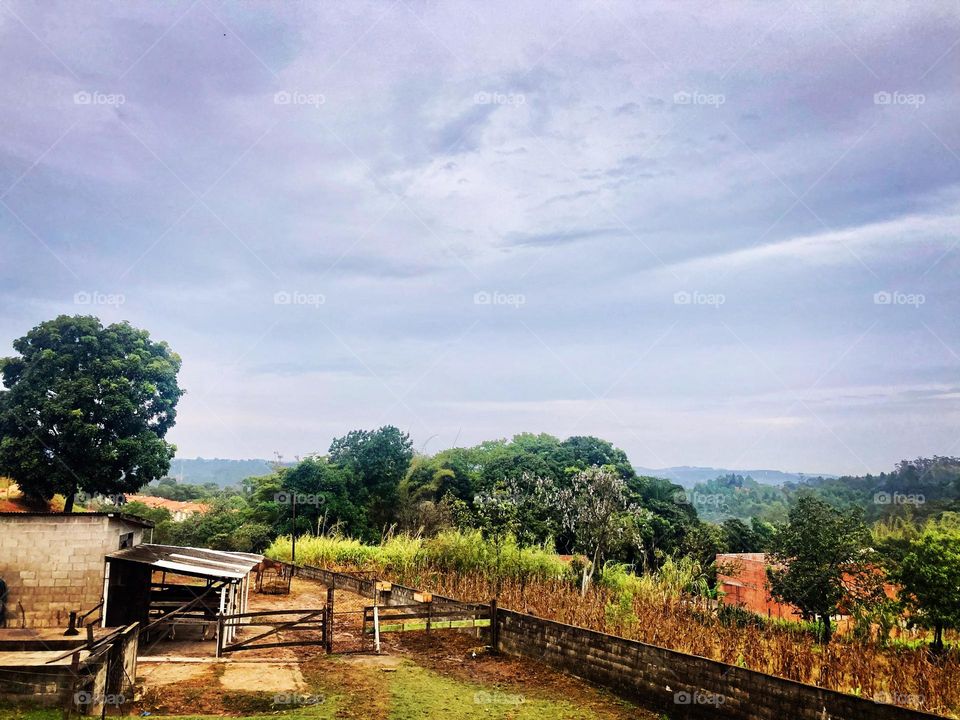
[
  {"left": 674, "top": 690, "right": 726, "bottom": 706},
  {"left": 873, "top": 291, "right": 924, "bottom": 307},
  {"left": 474, "top": 290, "right": 526, "bottom": 308},
  {"left": 674, "top": 489, "right": 728, "bottom": 510},
  {"left": 474, "top": 91, "right": 526, "bottom": 106},
  {"left": 474, "top": 690, "right": 525, "bottom": 705},
  {"left": 274, "top": 290, "right": 325, "bottom": 308},
  {"left": 673, "top": 91, "right": 725, "bottom": 107},
  {"left": 74, "top": 692, "right": 125, "bottom": 706},
  {"left": 873, "top": 491, "right": 925, "bottom": 506},
  {"left": 274, "top": 492, "right": 326, "bottom": 506},
  {"left": 74, "top": 90, "right": 125, "bottom": 106},
  {"left": 74, "top": 291, "right": 125, "bottom": 307},
  {"left": 274, "top": 90, "right": 325, "bottom": 108},
  {"left": 873, "top": 91, "right": 924, "bottom": 108},
  {"left": 272, "top": 693, "right": 324, "bottom": 706},
  {"left": 674, "top": 290, "right": 725, "bottom": 307}
]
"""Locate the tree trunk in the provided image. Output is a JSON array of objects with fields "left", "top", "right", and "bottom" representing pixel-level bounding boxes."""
[
  {"left": 582, "top": 546, "right": 600, "bottom": 597},
  {"left": 933, "top": 623, "right": 944, "bottom": 652},
  {"left": 63, "top": 492, "right": 75, "bottom": 513},
  {"left": 820, "top": 614, "right": 833, "bottom": 644}
]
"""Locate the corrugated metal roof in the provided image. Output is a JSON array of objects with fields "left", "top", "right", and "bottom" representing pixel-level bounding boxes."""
[{"left": 106, "top": 544, "right": 262, "bottom": 580}]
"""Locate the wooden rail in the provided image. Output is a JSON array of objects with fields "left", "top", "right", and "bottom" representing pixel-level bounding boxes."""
[
  {"left": 363, "top": 601, "right": 490, "bottom": 634},
  {"left": 216, "top": 588, "right": 335, "bottom": 656}
]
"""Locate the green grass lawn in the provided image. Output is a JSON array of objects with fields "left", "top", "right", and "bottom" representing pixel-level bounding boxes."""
[
  {"left": 386, "top": 663, "right": 630, "bottom": 719},
  {"left": 0, "top": 658, "right": 646, "bottom": 720}
]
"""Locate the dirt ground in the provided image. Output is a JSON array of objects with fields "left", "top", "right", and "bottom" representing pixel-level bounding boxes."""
[{"left": 134, "top": 575, "right": 657, "bottom": 719}]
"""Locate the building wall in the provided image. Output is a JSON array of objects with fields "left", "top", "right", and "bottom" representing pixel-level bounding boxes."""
[
  {"left": 716, "top": 552, "right": 803, "bottom": 621},
  {"left": 0, "top": 516, "right": 145, "bottom": 628}
]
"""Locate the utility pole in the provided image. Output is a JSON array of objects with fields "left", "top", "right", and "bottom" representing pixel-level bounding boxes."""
[{"left": 291, "top": 492, "right": 297, "bottom": 565}]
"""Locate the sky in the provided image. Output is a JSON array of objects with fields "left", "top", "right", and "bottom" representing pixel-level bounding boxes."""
[{"left": 0, "top": 1, "right": 958, "bottom": 476}]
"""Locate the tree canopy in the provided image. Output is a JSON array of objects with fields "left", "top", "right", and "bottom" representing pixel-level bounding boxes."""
[
  {"left": 767, "top": 495, "right": 872, "bottom": 643},
  {"left": 0, "top": 315, "right": 183, "bottom": 511},
  {"left": 891, "top": 516, "right": 960, "bottom": 651}
]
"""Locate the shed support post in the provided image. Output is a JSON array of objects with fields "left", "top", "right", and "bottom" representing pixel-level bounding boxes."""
[
  {"left": 216, "top": 613, "right": 224, "bottom": 658},
  {"left": 325, "top": 586, "right": 334, "bottom": 653},
  {"left": 100, "top": 560, "right": 111, "bottom": 627}
]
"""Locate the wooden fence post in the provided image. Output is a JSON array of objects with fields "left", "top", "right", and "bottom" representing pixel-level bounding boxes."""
[
  {"left": 325, "top": 587, "right": 334, "bottom": 654},
  {"left": 489, "top": 598, "right": 498, "bottom": 654},
  {"left": 426, "top": 599, "right": 432, "bottom": 633}
]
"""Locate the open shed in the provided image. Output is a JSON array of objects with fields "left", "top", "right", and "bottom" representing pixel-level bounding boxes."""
[{"left": 103, "top": 545, "right": 261, "bottom": 645}]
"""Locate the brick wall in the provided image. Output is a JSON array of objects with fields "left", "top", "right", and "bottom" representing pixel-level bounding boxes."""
[
  {"left": 0, "top": 515, "right": 144, "bottom": 628},
  {"left": 716, "top": 553, "right": 803, "bottom": 620}
]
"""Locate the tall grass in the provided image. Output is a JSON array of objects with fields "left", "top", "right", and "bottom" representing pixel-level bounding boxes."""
[{"left": 266, "top": 529, "right": 571, "bottom": 584}]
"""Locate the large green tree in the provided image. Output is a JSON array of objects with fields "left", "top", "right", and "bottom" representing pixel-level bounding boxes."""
[
  {"left": 894, "top": 520, "right": 960, "bottom": 651},
  {"left": 767, "top": 495, "right": 872, "bottom": 643},
  {"left": 329, "top": 425, "right": 413, "bottom": 532},
  {"left": 0, "top": 315, "right": 183, "bottom": 511}
]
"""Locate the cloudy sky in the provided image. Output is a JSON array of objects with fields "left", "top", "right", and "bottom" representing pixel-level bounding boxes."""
[{"left": 1, "top": 1, "right": 958, "bottom": 475}]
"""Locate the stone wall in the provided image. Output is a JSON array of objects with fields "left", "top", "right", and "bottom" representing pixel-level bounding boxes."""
[
  {"left": 0, "top": 515, "right": 145, "bottom": 628},
  {"left": 495, "top": 609, "right": 943, "bottom": 720}
]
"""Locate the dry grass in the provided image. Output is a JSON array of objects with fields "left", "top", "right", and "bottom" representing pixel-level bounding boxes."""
[{"left": 356, "top": 566, "right": 960, "bottom": 718}]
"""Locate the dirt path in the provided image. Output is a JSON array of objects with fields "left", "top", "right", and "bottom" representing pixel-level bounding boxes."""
[{"left": 135, "top": 575, "right": 657, "bottom": 719}]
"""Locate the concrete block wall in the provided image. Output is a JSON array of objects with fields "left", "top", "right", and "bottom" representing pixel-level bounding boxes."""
[
  {"left": 496, "top": 609, "right": 944, "bottom": 720},
  {"left": 0, "top": 664, "right": 78, "bottom": 708},
  {"left": 0, "top": 623, "right": 139, "bottom": 715},
  {"left": 0, "top": 515, "right": 144, "bottom": 628},
  {"left": 293, "top": 564, "right": 461, "bottom": 607}
]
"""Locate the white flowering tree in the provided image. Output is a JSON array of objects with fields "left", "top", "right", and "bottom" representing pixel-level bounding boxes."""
[{"left": 550, "top": 466, "right": 633, "bottom": 595}]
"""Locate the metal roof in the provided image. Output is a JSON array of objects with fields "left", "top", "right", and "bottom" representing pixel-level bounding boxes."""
[
  {"left": 106, "top": 544, "right": 262, "bottom": 580},
  {"left": 0, "top": 511, "right": 154, "bottom": 528}
]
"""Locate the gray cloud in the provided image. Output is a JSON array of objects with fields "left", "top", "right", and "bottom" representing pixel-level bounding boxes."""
[{"left": 1, "top": 1, "right": 958, "bottom": 474}]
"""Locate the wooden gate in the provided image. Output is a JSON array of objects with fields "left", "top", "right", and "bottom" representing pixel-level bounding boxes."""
[
  {"left": 216, "top": 608, "right": 329, "bottom": 656},
  {"left": 363, "top": 601, "right": 490, "bottom": 634}
]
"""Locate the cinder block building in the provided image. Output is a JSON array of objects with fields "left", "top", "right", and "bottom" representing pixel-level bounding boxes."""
[{"left": 0, "top": 512, "right": 153, "bottom": 628}]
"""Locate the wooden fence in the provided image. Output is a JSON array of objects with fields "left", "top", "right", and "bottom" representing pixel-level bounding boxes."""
[{"left": 363, "top": 601, "right": 490, "bottom": 634}]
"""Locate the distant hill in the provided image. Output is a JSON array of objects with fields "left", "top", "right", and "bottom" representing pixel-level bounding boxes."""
[
  {"left": 165, "top": 458, "right": 280, "bottom": 486},
  {"left": 683, "top": 457, "right": 960, "bottom": 524},
  {"left": 634, "top": 466, "right": 835, "bottom": 489}
]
